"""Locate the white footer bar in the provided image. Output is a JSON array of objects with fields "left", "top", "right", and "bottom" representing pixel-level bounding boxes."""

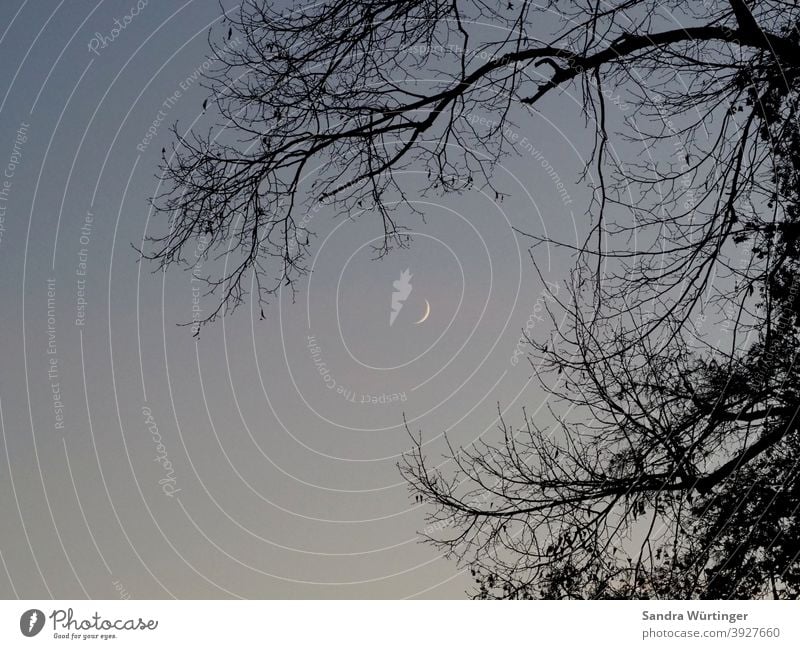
[{"left": 2, "top": 600, "right": 798, "bottom": 648}]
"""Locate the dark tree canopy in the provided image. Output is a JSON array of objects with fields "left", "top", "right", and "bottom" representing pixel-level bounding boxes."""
[{"left": 149, "top": 0, "right": 800, "bottom": 598}]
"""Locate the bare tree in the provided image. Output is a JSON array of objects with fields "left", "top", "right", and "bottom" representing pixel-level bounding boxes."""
[{"left": 148, "top": 0, "right": 800, "bottom": 597}]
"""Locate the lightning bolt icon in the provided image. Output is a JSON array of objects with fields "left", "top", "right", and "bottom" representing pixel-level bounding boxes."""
[
  {"left": 390, "top": 268, "right": 413, "bottom": 326},
  {"left": 28, "top": 611, "right": 37, "bottom": 632}
]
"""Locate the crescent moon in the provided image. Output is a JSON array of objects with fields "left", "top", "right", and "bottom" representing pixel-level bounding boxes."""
[{"left": 414, "top": 299, "right": 431, "bottom": 324}]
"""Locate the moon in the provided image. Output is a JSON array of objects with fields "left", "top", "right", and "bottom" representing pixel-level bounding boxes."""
[{"left": 414, "top": 299, "right": 431, "bottom": 324}]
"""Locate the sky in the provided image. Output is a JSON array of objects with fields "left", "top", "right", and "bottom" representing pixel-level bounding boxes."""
[{"left": 0, "top": 0, "right": 600, "bottom": 598}]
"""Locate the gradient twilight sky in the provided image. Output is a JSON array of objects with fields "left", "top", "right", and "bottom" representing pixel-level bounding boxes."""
[{"left": 0, "top": 0, "right": 602, "bottom": 598}]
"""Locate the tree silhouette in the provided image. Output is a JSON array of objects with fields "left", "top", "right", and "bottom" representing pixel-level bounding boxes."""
[{"left": 148, "top": 0, "right": 800, "bottom": 597}]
